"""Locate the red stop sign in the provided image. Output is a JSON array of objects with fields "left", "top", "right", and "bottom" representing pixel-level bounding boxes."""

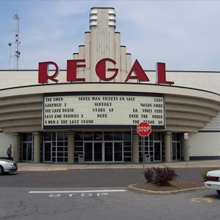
[{"left": 137, "top": 122, "right": 152, "bottom": 137}]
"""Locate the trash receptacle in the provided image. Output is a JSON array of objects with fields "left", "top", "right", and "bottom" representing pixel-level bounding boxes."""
[
  {"left": 78, "top": 154, "right": 84, "bottom": 164},
  {"left": 145, "top": 155, "right": 150, "bottom": 164}
]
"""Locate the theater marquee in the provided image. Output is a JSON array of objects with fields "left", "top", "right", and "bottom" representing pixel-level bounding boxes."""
[{"left": 43, "top": 94, "right": 165, "bottom": 129}]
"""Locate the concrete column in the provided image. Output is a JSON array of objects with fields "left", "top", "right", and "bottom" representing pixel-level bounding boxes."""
[
  {"left": 68, "top": 131, "right": 75, "bottom": 164},
  {"left": 183, "top": 134, "right": 189, "bottom": 161},
  {"left": 165, "top": 132, "right": 172, "bottom": 162},
  {"left": 34, "top": 132, "right": 41, "bottom": 163},
  {"left": 12, "top": 133, "right": 20, "bottom": 162},
  {"left": 132, "top": 133, "right": 139, "bottom": 163}
]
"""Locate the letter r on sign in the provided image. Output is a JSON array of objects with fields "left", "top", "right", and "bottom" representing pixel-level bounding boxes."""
[{"left": 38, "top": 62, "right": 59, "bottom": 83}]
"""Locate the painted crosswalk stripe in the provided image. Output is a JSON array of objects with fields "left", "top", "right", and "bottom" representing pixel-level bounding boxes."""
[{"left": 29, "top": 189, "right": 127, "bottom": 194}]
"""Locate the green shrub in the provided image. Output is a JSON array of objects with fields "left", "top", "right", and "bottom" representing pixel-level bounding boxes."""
[
  {"left": 202, "top": 167, "right": 219, "bottom": 181},
  {"left": 152, "top": 166, "right": 178, "bottom": 186}
]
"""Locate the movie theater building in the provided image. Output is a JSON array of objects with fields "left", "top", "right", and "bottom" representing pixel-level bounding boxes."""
[{"left": 1, "top": 7, "right": 220, "bottom": 164}]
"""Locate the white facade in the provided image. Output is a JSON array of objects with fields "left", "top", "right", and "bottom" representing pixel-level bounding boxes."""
[{"left": 0, "top": 7, "right": 220, "bottom": 162}]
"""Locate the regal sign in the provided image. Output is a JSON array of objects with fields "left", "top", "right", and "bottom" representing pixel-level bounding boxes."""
[{"left": 38, "top": 58, "right": 174, "bottom": 85}]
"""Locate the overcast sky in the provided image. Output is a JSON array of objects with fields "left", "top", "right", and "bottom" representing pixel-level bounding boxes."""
[{"left": 0, "top": 0, "right": 220, "bottom": 71}]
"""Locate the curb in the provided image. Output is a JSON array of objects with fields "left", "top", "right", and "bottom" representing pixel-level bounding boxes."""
[
  {"left": 18, "top": 168, "right": 68, "bottom": 172},
  {"left": 127, "top": 184, "right": 206, "bottom": 195}
]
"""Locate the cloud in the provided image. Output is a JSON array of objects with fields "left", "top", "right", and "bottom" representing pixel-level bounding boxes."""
[
  {"left": 113, "top": 1, "right": 220, "bottom": 70},
  {"left": 1, "top": 0, "right": 220, "bottom": 71}
]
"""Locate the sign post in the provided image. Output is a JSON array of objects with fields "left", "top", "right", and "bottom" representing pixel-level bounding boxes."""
[
  {"left": 136, "top": 122, "right": 152, "bottom": 184},
  {"left": 184, "top": 132, "right": 189, "bottom": 168}
]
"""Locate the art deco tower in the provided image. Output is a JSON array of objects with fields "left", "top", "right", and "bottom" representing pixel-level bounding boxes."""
[{"left": 73, "top": 7, "right": 131, "bottom": 82}]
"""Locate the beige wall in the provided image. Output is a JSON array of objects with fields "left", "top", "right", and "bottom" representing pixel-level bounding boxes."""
[
  {"left": 189, "top": 132, "right": 220, "bottom": 157},
  {"left": 1, "top": 70, "right": 220, "bottom": 92}
]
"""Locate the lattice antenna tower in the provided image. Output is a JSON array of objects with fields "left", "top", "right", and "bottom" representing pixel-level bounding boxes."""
[{"left": 8, "top": 14, "right": 21, "bottom": 69}]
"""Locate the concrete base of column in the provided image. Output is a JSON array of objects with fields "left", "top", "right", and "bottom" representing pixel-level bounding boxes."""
[
  {"left": 68, "top": 132, "right": 75, "bottom": 164},
  {"left": 34, "top": 132, "right": 41, "bottom": 163},
  {"left": 183, "top": 136, "right": 189, "bottom": 161},
  {"left": 165, "top": 132, "right": 171, "bottom": 163},
  {"left": 132, "top": 134, "right": 139, "bottom": 163},
  {"left": 12, "top": 133, "right": 20, "bottom": 162}
]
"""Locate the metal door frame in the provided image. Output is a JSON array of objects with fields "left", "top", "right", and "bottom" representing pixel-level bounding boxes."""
[{"left": 84, "top": 141, "right": 123, "bottom": 163}]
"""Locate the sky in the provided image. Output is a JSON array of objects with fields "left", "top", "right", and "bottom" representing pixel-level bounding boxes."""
[{"left": 0, "top": 0, "right": 220, "bottom": 71}]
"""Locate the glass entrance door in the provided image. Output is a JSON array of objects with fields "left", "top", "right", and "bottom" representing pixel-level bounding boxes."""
[
  {"left": 44, "top": 142, "right": 52, "bottom": 162},
  {"left": 84, "top": 142, "right": 102, "bottom": 162},
  {"left": 114, "top": 142, "right": 123, "bottom": 162},
  {"left": 105, "top": 142, "right": 123, "bottom": 162},
  {"left": 94, "top": 142, "right": 102, "bottom": 162},
  {"left": 172, "top": 143, "right": 181, "bottom": 161},
  {"left": 22, "top": 143, "right": 33, "bottom": 161},
  {"left": 84, "top": 141, "right": 123, "bottom": 163},
  {"left": 84, "top": 142, "right": 92, "bottom": 162},
  {"left": 105, "top": 142, "right": 113, "bottom": 162},
  {"left": 154, "top": 141, "right": 162, "bottom": 162}
]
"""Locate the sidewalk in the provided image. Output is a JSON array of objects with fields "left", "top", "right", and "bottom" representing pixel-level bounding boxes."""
[{"left": 17, "top": 160, "right": 220, "bottom": 171}]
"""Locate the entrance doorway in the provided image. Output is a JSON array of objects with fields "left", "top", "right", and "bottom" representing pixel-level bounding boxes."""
[
  {"left": 153, "top": 141, "right": 162, "bottom": 162},
  {"left": 44, "top": 142, "right": 52, "bottom": 162},
  {"left": 172, "top": 143, "right": 181, "bottom": 160},
  {"left": 22, "top": 143, "right": 33, "bottom": 161},
  {"left": 84, "top": 141, "right": 123, "bottom": 163},
  {"left": 20, "top": 133, "right": 34, "bottom": 162}
]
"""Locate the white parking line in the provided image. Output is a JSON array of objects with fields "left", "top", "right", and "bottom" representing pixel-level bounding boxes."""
[{"left": 29, "top": 189, "right": 127, "bottom": 194}]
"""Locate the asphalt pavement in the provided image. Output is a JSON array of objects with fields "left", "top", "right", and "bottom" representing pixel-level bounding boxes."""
[{"left": 4, "top": 160, "right": 219, "bottom": 194}]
